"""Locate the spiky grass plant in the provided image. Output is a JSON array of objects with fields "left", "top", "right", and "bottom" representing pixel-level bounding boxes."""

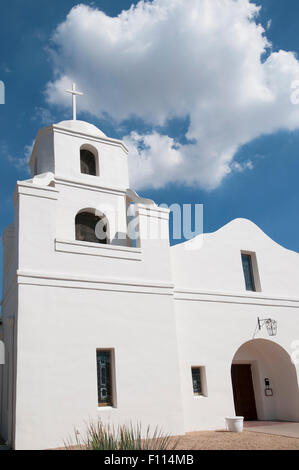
[{"left": 65, "top": 421, "right": 179, "bottom": 450}]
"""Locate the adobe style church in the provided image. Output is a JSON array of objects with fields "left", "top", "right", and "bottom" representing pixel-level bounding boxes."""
[{"left": 1, "top": 112, "right": 299, "bottom": 449}]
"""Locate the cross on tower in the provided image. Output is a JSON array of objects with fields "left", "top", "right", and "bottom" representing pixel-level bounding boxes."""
[{"left": 65, "top": 83, "right": 84, "bottom": 121}]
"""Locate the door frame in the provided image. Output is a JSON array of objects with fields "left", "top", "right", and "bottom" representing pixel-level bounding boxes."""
[{"left": 231, "top": 362, "right": 259, "bottom": 421}]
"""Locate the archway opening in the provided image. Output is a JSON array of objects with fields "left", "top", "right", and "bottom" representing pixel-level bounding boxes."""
[
  {"left": 80, "top": 145, "right": 98, "bottom": 176},
  {"left": 231, "top": 339, "right": 299, "bottom": 422},
  {"left": 75, "top": 210, "right": 108, "bottom": 244}
]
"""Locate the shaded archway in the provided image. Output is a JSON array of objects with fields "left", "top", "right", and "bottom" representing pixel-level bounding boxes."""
[
  {"left": 75, "top": 209, "right": 108, "bottom": 244},
  {"left": 80, "top": 144, "right": 98, "bottom": 176},
  {"left": 231, "top": 339, "right": 299, "bottom": 422}
]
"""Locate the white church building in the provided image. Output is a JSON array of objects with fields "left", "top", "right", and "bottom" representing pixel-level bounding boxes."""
[{"left": 1, "top": 112, "right": 299, "bottom": 449}]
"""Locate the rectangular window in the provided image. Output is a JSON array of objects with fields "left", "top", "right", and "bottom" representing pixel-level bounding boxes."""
[
  {"left": 96, "top": 350, "right": 114, "bottom": 407},
  {"left": 192, "top": 367, "right": 203, "bottom": 396},
  {"left": 191, "top": 366, "right": 208, "bottom": 397},
  {"left": 241, "top": 253, "right": 256, "bottom": 292}
]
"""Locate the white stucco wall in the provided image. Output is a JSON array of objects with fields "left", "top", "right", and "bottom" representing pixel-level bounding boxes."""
[
  {"left": 2, "top": 120, "right": 184, "bottom": 449},
  {"left": 2, "top": 120, "right": 299, "bottom": 449},
  {"left": 233, "top": 339, "right": 299, "bottom": 422},
  {"left": 30, "top": 121, "right": 129, "bottom": 191},
  {"left": 172, "top": 218, "right": 299, "bottom": 431},
  {"left": 171, "top": 218, "right": 299, "bottom": 297},
  {"left": 174, "top": 299, "right": 299, "bottom": 431},
  {"left": 14, "top": 284, "right": 184, "bottom": 450}
]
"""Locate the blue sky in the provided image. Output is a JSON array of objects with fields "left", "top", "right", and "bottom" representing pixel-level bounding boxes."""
[{"left": 1, "top": 0, "right": 299, "bottom": 295}]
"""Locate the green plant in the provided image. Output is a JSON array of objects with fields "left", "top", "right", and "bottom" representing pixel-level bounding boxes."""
[{"left": 65, "top": 421, "right": 179, "bottom": 450}]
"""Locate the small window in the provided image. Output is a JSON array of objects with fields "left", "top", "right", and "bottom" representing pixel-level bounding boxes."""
[
  {"left": 75, "top": 211, "right": 108, "bottom": 244},
  {"left": 80, "top": 149, "right": 96, "bottom": 176},
  {"left": 241, "top": 253, "right": 256, "bottom": 292},
  {"left": 97, "top": 350, "right": 114, "bottom": 407},
  {"left": 191, "top": 367, "right": 207, "bottom": 397}
]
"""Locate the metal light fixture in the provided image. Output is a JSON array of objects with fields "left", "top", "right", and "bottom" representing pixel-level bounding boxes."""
[{"left": 258, "top": 317, "right": 278, "bottom": 337}]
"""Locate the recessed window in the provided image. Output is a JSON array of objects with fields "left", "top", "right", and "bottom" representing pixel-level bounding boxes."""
[
  {"left": 241, "top": 253, "right": 256, "bottom": 292},
  {"left": 191, "top": 367, "right": 207, "bottom": 397},
  {"left": 96, "top": 350, "right": 114, "bottom": 407},
  {"left": 75, "top": 210, "right": 108, "bottom": 244},
  {"left": 80, "top": 149, "right": 97, "bottom": 176}
]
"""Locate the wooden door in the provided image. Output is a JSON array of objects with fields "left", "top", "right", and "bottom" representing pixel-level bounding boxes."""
[{"left": 231, "top": 364, "right": 257, "bottom": 421}]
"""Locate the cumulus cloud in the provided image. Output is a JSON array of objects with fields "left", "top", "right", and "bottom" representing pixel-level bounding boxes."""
[
  {"left": 46, "top": 0, "right": 299, "bottom": 190},
  {"left": 6, "top": 142, "right": 34, "bottom": 171},
  {"left": 33, "top": 107, "right": 56, "bottom": 126}
]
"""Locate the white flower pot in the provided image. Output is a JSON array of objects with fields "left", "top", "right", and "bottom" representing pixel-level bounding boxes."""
[{"left": 225, "top": 417, "right": 244, "bottom": 433}]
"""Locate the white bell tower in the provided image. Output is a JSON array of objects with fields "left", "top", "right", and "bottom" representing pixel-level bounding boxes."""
[
  {"left": 0, "top": 89, "right": 184, "bottom": 450},
  {"left": 29, "top": 81, "right": 130, "bottom": 245},
  {"left": 29, "top": 118, "right": 130, "bottom": 245}
]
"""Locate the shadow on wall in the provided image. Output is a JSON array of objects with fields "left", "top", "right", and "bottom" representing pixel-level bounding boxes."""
[{"left": 232, "top": 339, "right": 299, "bottom": 422}]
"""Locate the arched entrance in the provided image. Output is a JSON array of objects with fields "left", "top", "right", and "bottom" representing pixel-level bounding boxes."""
[{"left": 231, "top": 339, "right": 299, "bottom": 422}]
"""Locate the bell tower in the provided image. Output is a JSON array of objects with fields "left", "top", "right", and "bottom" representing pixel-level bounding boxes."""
[
  {"left": 29, "top": 118, "right": 130, "bottom": 245},
  {"left": 30, "top": 119, "right": 129, "bottom": 190},
  {"left": 0, "top": 87, "right": 184, "bottom": 450},
  {"left": 29, "top": 82, "right": 130, "bottom": 245}
]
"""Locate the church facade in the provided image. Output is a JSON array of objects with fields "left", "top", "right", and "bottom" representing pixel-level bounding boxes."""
[{"left": 1, "top": 119, "right": 299, "bottom": 450}]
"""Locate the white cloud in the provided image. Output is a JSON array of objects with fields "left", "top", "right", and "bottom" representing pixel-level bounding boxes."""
[
  {"left": 33, "top": 107, "right": 55, "bottom": 126},
  {"left": 124, "top": 131, "right": 184, "bottom": 189},
  {"left": 231, "top": 160, "right": 254, "bottom": 173},
  {"left": 46, "top": 0, "right": 299, "bottom": 190},
  {"left": 6, "top": 142, "right": 34, "bottom": 171}
]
